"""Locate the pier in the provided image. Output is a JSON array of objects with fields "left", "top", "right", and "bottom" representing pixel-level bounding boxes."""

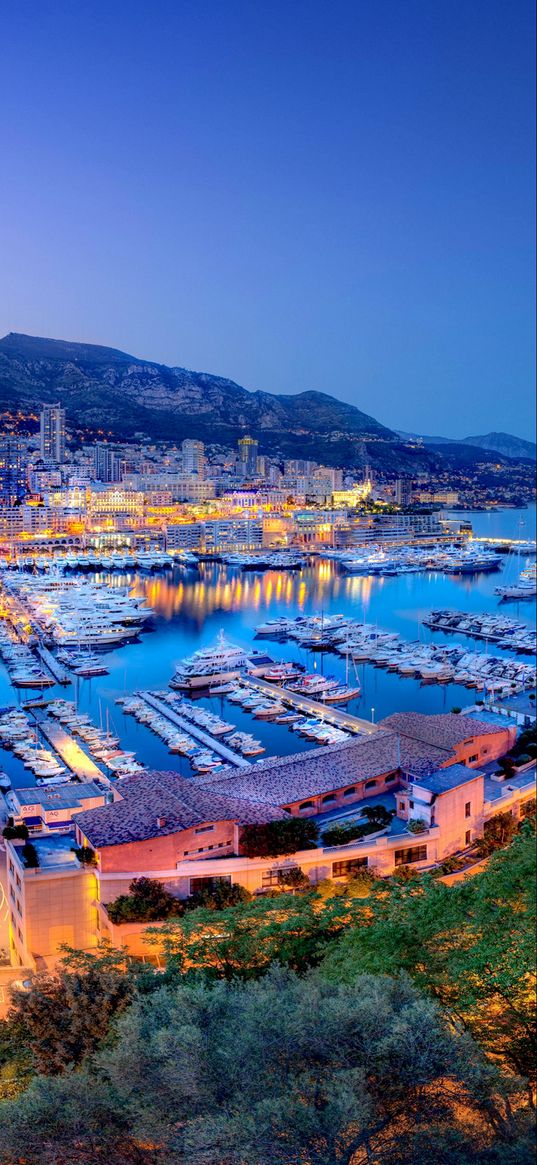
[
  {"left": 241, "top": 677, "right": 379, "bottom": 735},
  {"left": 141, "top": 693, "right": 251, "bottom": 767},
  {"left": 39, "top": 719, "right": 103, "bottom": 779},
  {"left": 36, "top": 646, "right": 72, "bottom": 685}
]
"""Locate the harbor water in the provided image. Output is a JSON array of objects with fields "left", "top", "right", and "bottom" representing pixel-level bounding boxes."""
[{"left": 1, "top": 505, "right": 535, "bottom": 788}]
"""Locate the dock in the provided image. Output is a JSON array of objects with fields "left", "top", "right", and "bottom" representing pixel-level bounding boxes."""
[
  {"left": 241, "top": 677, "right": 379, "bottom": 735},
  {"left": 141, "top": 693, "right": 251, "bottom": 767},
  {"left": 36, "top": 646, "right": 72, "bottom": 685},
  {"left": 39, "top": 719, "right": 103, "bottom": 779}
]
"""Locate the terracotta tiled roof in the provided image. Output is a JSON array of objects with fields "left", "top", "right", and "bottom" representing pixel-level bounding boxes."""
[
  {"left": 75, "top": 770, "right": 281, "bottom": 849},
  {"left": 379, "top": 712, "right": 504, "bottom": 750},
  {"left": 202, "top": 730, "right": 442, "bottom": 804}
]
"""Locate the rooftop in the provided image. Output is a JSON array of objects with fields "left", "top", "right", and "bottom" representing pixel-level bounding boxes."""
[
  {"left": 379, "top": 711, "right": 508, "bottom": 751},
  {"left": 408, "top": 764, "right": 484, "bottom": 796},
  {"left": 484, "top": 770, "right": 537, "bottom": 803},
  {"left": 12, "top": 781, "right": 105, "bottom": 812},
  {"left": 75, "top": 770, "right": 281, "bottom": 849}
]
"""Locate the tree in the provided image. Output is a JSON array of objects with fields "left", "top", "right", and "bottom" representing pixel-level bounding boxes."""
[
  {"left": 323, "top": 828, "right": 537, "bottom": 1093},
  {"left": 107, "top": 877, "right": 184, "bottom": 923},
  {"left": 475, "top": 810, "right": 518, "bottom": 856},
  {"left": 240, "top": 816, "right": 319, "bottom": 857},
  {"left": 0, "top": 968, "right": 530, "bottom": 1165},
  {"left": 3, "top": 945, "right": 149, "bottom": 1078}
]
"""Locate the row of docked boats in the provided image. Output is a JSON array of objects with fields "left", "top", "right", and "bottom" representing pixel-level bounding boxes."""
[
  {"left": 161, "top": 692, "right": 265, "bottom": 756},
  {"left": 115, "top": 694, "right": 234, "bottom": 773},
  {"left": 0, "top": 626, "right": 54, "bottom": 688},
  {"left": 45, "top": 699, "right": 147, "bottom": 777},
  {"left": 255, "top": 613, "right": 536, "bottom": 694},
  {"left": 226, "top": 683, "right": 352, "bottom": 744},
  {"left": 2, "top": 574, "right": 153, "bottom": 651},
  {"left": 0, "top": 550, "right": 198, "bottom": 573},
  {"left": 423, "top": 610, "right": 536, "bottom": 653},
  {"left": 222, "top": 552, "right": 307, "bottom": 571},
  {"left": 326, "top": 544, "right": 504, "bottom": 576},
  {"left": 0, "top": 709, "right": 66, "bottom": 780},
  {"left": 495, "top": 565, "right": 537, "bottom": 601}
]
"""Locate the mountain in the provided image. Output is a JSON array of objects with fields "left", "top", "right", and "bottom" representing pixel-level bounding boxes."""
[
  {"left": 0, "top": 333, "right": 436, "bottom": 473},
  {"left": 397, "top": 428, "right": 536, "bottom": 462},
  {"left": 460, "top": 432, "right": 536, "bottom": 461}
]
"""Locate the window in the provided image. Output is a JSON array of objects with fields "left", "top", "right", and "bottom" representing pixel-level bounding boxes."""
[
  {"left": 398, "top": 801, "right": 406, "bottom": 813},
  {"left": 465, "top": 830, "right": 471, "bottom": 845},
  {"left": 9, "top": 888, "right": 15, "bottom": 903},
  {"left": 189, "top": 875, "right": 231, "bottom": 895},
  {"left": 298, "top": 800, "right": 314, "bottom": 811},
  {"left": 262, "top": 868, "right": 288, "bottom": 888},
  {"left": 468, "top": 754, "right": 478, "bottom": 763},
  {"left": 385, "top": 772, "right": 398, "bottom": 783},
  {"left": 16, "top": 900, "right": 21, "bottom": 916},
  {"left": 343, "top": 787, "right": 356, "bottom": 797},
  {"left": 365, "top": 780, "right": 377, "bottom": 790},
  {"left": 408, "top": 800, "right": 414, "bottom": 809},
  {"left": 8, "top": 861, "right": 14, "bottom": 875},
  {"left": 195, "top": 825, "right": 215, "bottom": 835},
  {"left": 16, "top": 875, "right": 21, "bottom": 889},
  {"left": 332, "top": 857, "right": 368, "bottom": 878},
  {"left": 482, "top": 748, "right": 488, "bottom": 756},
  {"left": 465, "top": 801, "right": 471, "bottom": 818},
  {"left": 321, "top": 794, "right": 336, "bottom": 804},
  {"left": 394, "top": 845, "right": 427, "bottom": 866}
]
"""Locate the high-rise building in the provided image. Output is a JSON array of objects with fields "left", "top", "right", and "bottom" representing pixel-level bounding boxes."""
[
  {"left": 395, "top": 478, "right": 412, "bottom": 506},
  {"left": 93, "top": 444, "right": 125, "bottom": 483},
  {"left": 39, "top": 403, "right": 66, "bottom": 464},
  {"left": 238, "top": 435, "right": 259, "bottom": 478},
  {"left": 181, "top": 439, "right": 205, "bottom": 478},
  {"left": 0, "top": 436, "right": 27, "bottom": 504}
]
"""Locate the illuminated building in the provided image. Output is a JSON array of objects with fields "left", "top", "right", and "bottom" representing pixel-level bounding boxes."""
[
  {"left": 238, "top": 435, "right": 259, "bottom": 478},
  {"left": 0, "top": 436, "right": 27, "bottom": 504},
  {"left": 93, "top": 443, "right": 125, "bottom": 483},
  {"left": 181, "top": 439, "right": 206, "bottom": 478},
  {"left": 39, "top": 403, "right": 66, "bottom": 464}
]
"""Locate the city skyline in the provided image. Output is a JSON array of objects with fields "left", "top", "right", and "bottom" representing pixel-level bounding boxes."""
[{"left": 1, "top": 1, "right": 535, "bottom": 440}]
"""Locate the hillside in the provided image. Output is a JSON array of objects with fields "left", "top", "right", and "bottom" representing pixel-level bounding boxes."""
[
  {"left": 397, "top": 428, "right": 536, "bottom": 462},
  {"left": 0, "top": 333, "right": 435, "bottom": 473}
]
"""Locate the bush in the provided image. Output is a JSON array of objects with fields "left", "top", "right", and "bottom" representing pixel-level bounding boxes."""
[
  {"left": 276, "top": 867, "right": 310, "bottom": 892},
  {"left": 21, "top": 842, "right": 39, "bottom": 868},
  {"left": 407, "top": 818, "right": 427, "bottom": 834},
  {"left": 451, "top": 706, "right": 462, "bottom": 714},
  {"left": 475, "top": 811, "right": 518, "bottom": 857},
  {"left": 2, "top": 823, "right": 29, "bottom": 840},
  {"left": 515, "top": 754, "right": 532, "bottom": 767},
  {"left": 185, "top": 881, "right": 251, "bottom": 911},
  {"left": 72, "top": 846, "right": 97, "bottom": 866},
  {"left": 240, "top": 817, "right": 319, "bottom": 858},
  {"left": 107, "top": 877, "right": 184, "bottom": 924},
  {"left": 323, "top": 820, "right": 381, "bottom": 846}
]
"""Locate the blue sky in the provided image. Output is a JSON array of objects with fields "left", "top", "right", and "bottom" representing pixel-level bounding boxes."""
[{"left": 1, "top": 0, "right": 535, "bottom": 438}]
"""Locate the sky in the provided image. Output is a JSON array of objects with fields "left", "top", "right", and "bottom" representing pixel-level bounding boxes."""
[{"left": 0, "top": 0, "right": 535, "bottom": 439}]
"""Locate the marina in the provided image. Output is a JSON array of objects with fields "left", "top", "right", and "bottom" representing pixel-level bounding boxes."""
[{"left": 0, "top": 505, "right": 533, "bottom": 792}]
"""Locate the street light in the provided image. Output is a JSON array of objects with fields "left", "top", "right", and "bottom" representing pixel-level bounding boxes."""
[{"left": 371, "top": 706, "right": 375, "bottom": 724}]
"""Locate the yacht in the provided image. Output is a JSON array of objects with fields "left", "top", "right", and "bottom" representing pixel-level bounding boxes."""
[{"left": 170, "top": 631, "right": 265, "bottom": 690}]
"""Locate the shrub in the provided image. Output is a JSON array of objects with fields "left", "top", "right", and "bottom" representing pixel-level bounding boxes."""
[
  {"left": 323, "top": 820, "right": 381, "bottom": 846},
  {"left": 240, "top": 817, "right": 319, "bottom": 858},
  {"left": 475, "top": 811, "right": 518, "bottom": 857},
  {"left": 107, "top": 877, "right": 184, "bottom": 924},
  {"left": 21, "top": 842, "right": 39, "bottom": 868},
  {"left": 2, "top": 823, "right": 29, "bottom": 840},
  {"left": 276, "top": 867, "right": 310, "bottom": 892},
  {"left": 515, "top": 754, "right": 532, "bottom": 767},
  {"left": 72, "top": 846, "right": 97, "bottom": 866},
  {"left": 451, "top": 706, "right": 462, "bottom": 714},
  {"left": 407, "top": 818, "right": 427, "bottom": 834},
  {"left": 185, "top": 881, "right": 251, "bottom": 911}
]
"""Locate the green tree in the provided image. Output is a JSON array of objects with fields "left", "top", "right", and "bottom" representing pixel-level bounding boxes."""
[
  {"left": 240, "top": 816, "right": 319, "bottom": 857},
  {"left": 0, "top": 968, "right": 530, "bottom": 1165},
  {"left": 107, "top": 876, "right": 184, "bottom": 923},
  {"left": 324, "top": 828, "right": 537, "bottom": 1093}
]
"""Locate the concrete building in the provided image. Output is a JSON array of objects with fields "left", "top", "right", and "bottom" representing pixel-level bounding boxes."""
[
  {"left": 93, "top": 444, "right": 125, "bottom": 483},
  {"left": 39, "top": 404, "right": 66, "bottom": 464},
  {"left": 0, "top": 436, "right": 27, "bottom": 505},
  {"left": 237, "top": 436, "right": 259, "bottom": 479},
  {"left": 181, "top": 440, "right": 205, "bottom": 478}
]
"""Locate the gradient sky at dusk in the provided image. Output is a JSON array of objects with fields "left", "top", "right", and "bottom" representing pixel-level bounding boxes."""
[{"left": 1, "top": 0, "right": 535, "bottom": 438}]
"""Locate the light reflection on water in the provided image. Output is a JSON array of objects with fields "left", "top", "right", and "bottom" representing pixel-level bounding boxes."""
[{"left": 0, "top": 511, "right": 535, "bottom": 788}]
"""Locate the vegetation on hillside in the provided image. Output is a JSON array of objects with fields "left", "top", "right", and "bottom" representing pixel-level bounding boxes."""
[{"left": 0, "top": 828, "right": 534, "bottom": 1164}]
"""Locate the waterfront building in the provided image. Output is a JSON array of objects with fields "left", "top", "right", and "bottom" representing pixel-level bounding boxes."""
[
  {"left": 7, "top": 782, "right": 106, "bottom": 833},
  {"left": 39, "top": 403, "right": 66, "bottom": 464},
  {"left": 415, "top": 490, "right": 460, "bottom": 505},
  {"left": 7, "top": 712, "right": 533, "bottom": 970},
  {"left": 395, "top": 478, "right": 412, "bottom": 506},
  {"left": 0, "top": 436, "right": 27, "bottom": 504},
  {"left": 238, "top": 435, "right": 259, "bottom": 479}
]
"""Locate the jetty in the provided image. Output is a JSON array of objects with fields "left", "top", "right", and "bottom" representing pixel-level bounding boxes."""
[
  {"left": 141, "top": 693, "right": 251, "bottom": 767},
  {"left": 39, "top": 719, "right": 102, "bottom": 779},
  {"left": 241, "top": 677, "right": 378, "bottom": 735},
  {"left": 36, "top": 646, "right": 72, "bottom": 685}
]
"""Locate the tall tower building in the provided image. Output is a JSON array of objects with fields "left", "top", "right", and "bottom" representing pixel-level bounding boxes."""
[
  {"left": 238, "top": 435, "right": 259, "bottom": 479},
  {"left": 39, "top": 403, "right": 66, "bottom": 464},
  {"left": 93, "top": 444, "right": 125, "bottom": 483},
  {"left": 181, "top": 439, "right": 205, "bottom": 478},
  {"left": 0, "top": 436, "right": 27, "bottom": 504}
]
